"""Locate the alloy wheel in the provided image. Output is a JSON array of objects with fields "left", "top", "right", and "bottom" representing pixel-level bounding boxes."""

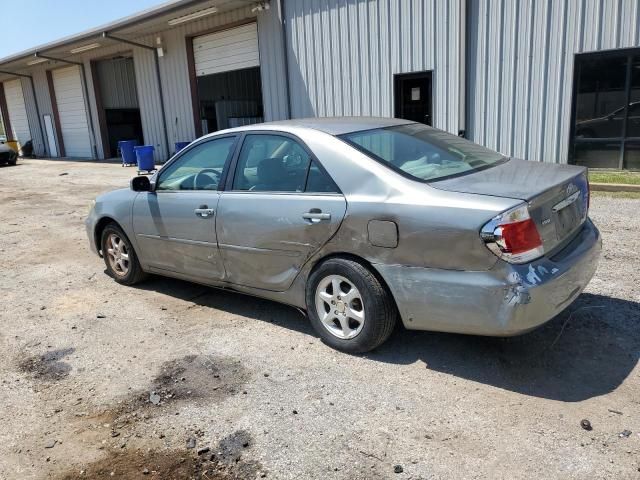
[
  {"left": 105, "top": 233, "right": 130, "bottom": 277},
  {"left": 314, "top": 274, "right": 365, "bottom": 339}
]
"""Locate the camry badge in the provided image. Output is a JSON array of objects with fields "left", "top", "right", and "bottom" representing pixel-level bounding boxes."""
[{"left": 566, "top": 183, "right": 578, "bottom": 196}]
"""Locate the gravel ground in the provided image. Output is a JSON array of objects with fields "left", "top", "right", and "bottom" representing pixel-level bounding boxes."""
[{"left": 0, "top": 159, "right": 638, "bottom": 480}]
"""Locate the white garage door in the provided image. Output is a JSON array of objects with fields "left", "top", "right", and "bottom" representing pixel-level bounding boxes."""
[
  {"left": 52, "top": 66, "right": 92, "bottom": 158},
  {"left": 3, "top": 79, "right": 30, "bottom": 145},
  {"left": 193, "top": 23, "right": 259, "bottom": 77}
]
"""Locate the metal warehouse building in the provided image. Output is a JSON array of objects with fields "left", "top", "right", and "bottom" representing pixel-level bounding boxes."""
[{"left": 0, "top": 0, "right": 638, "bottom": 170}]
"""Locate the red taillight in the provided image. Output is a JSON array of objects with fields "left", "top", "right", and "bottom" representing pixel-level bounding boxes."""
[
  {"left": 498, "top": 218, "right": 542, "bottom": 254},
  {"left": 481, "top": 203, "right": 545, "bottom": 264}
]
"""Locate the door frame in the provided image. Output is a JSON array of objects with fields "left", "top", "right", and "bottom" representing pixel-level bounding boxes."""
[
  {"left": 393, "top": 70, "right": 434, "bottom": 125},
  {"left": 45, "top": 70, "right": 66, "bottom": 157},
  {"left": 90, "top": 55, "right": 142, "bottom": 159},
  {"left": 185, "top": 18, "right": 260, "bottom": 138},
  {"left": 0, "top": 82, "right": 13, "bottom": 140},
  {"left": 222, "top": 130, "right": 343, "bottom": 195}
]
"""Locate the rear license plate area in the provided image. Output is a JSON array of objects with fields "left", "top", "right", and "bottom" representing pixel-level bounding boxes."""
[{"left": 553, "top": 191, "right": 585, "bottom": 240}]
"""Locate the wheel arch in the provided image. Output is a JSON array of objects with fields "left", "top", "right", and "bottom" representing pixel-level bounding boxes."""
[
  {"left": 94, "top": 216, "right": 120, "bottom": 254},
  {"left": 305, "top": 252, "right": 400, "bottom": 316}
]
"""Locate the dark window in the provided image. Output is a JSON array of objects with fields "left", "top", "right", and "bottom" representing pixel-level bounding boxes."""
[
  {"left": 232, "top": 134, "right": 339, "bottom": 193},
  {"left": 571, "top": 51, "right": 640, "bottom": 170},
  {"left": 305, "top": 161, "right": 339, "bottom": 193},
  {"left": 233, "top": 134, "right": 311, "bottom": 192},
  {"left": 340, "top": 123, "right": 506, "bottom": 182},
  {"left": 157, "top": 137, "right": 235, "bottom": 191}
]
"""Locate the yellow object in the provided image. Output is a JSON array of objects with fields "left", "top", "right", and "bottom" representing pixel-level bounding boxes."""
[{"left": 6, "top": 140, "right": 19, "bottom": 152}]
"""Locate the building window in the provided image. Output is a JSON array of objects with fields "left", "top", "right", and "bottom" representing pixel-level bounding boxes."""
[{"left": 571, "top": 51, "right": 640, "bottom": 170}]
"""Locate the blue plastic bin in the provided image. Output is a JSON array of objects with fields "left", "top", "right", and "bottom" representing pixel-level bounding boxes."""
[
  {"left": 134, "top": 145, "right": 155, "bottom": 171},
  {"left": 175, "top": 141, "right": 190, "bottom": 153},
  {"left": 118, "top": 140, "right": 138, "bottom": 166}
]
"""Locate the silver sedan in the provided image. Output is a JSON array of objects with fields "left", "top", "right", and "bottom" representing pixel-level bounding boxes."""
[{"left": 86, "top": 118, "right": 601, "bottom": 352}]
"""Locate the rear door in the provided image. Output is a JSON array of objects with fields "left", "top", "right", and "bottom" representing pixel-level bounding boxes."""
[
  {"left": 216, "top": 132, "right": 346, "bottom": 291},
  {"left": 132, "top": 135, "right": 237, "bottom": 281}
]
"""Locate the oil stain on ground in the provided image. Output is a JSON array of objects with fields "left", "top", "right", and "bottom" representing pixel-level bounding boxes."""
[
  {"left": 95, "top": 354, "right": 250, "bottom": 424},
  {"left": 57, "top": 430, "right": 264, "bottom": 479},
  {"left": 18, "top": 347, "right": 75, "bottom": 381}
]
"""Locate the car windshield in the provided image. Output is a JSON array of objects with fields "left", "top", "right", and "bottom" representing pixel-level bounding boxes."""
[{"left": 340, "top": 123, "right": 507, "bottom": 182}]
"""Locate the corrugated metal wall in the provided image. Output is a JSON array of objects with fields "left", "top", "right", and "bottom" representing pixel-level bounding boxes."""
[
  {"left": 467, "top": 0, "right": 640, "bottom": 164},
  {"left": 283, "top": 0, "right": 464, "bottom": 134}
]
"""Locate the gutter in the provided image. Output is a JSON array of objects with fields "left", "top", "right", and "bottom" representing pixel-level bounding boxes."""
[{"left": 0, "top": 0, "right": 207, "bottom": 67}]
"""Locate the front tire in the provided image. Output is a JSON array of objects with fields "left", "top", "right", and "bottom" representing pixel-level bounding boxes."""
[
  {"left": 101, "top": 223, "right": 147, "bottom": 285},
  {"left": 306, "top": 258, "right": 398, "bottom": 353}
]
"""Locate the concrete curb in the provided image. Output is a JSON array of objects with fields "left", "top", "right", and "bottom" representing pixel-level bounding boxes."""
[{"left": 590, "top": 182, "right": 640, "bottom": 193}]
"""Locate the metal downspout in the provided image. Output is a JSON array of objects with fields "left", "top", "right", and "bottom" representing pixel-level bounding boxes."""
[
  {"left": 459, "top": 0, "right": 467, "bottom": 138},
  {"left": 102, "top": 32, "right": 171, "bottom": 161},
  {"left": 279, "top": 0, "right": 292, "bottom": 119}
]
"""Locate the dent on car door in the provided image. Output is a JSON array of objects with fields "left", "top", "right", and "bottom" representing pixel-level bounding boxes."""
[
  {"left": 216, "top": 133, "right": 347, "bottom": 291},
  {"left": 132, "top": 136, "right": 237, "bottom": 282}
]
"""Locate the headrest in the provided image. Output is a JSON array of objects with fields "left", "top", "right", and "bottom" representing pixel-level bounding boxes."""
[{"left": 257, "top": 158, "right": 285, "bottom": 184}]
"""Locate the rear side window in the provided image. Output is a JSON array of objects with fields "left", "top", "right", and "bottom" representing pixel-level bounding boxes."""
[
  {"left": 340, "top": 123, "right": 506, "bottom": 182},
  {"left": 232, "top": 134, "right": 339, "bottom": 193}
]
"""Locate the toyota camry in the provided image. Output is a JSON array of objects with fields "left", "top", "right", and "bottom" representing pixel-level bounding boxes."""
[{"left": 86, "top": 118, "right": 601, "bottom": 352}]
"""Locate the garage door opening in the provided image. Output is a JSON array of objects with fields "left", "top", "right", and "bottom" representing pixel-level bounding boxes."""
[
  {"left": 92, "top": 56, "right": 143, "bottom": 158},
  {"left": 192, "top": 23, "right": 264, "bottom": 135}
]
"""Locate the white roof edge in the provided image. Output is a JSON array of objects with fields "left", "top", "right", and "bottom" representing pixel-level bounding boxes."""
[{"left": 0, "top": 0, "right": 207, "bottom": 66}]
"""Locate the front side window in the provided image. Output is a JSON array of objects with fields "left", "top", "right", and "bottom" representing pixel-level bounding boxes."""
[
  {"left": 340, "top": 123, "right": 506, "bottom": 182},
  {"left": 232, "top": 134, "right": 339, "bottom": 193},
  {"left": 156, "top": 137, "right": 236, "bottom": 191}
]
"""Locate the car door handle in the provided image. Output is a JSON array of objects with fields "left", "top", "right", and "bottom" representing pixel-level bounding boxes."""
[
  {"left": 194, "top": 207, "right": 215, "bottom": 218},
  {"left": 302, "top": 211, "right": 331, "bottom": 223}
]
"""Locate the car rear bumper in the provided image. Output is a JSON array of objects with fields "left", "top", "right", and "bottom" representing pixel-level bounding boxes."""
[{"left": 374, "top": 218, "right": 602, "bottom": 336}]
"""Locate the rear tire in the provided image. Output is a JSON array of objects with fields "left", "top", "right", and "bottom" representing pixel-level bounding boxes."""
[
  {"left": 306, "top": 258, "right": 398, "bottom": 353},
  {"left": 101, "top": 223, "right": 147, "bottom": 285}
]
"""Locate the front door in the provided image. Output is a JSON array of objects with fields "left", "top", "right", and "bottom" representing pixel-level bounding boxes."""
[
  {"left": 394, "top": 71, "right": 433, "bottom": 126},
  {"left": 216, "top": 133, "right": 347, "bottom": 291},
  {"left": 132, "top": 135, "right": 237, "bottom": 282}
]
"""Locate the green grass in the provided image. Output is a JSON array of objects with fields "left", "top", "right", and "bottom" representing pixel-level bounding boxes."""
[
  {"left": 591, "top": 190, "right": 640, "bottom": 200},
  {"left": 589, "top": 170, "right": 640, "bottom": 185}
]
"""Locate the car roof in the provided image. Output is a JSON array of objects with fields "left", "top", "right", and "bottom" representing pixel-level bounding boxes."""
[{"left": 222, "top": 116, "right": 416, "bottom": 136}]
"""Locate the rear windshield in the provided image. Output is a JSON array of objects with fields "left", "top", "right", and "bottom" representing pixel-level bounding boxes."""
[{"left": 339, "top": 123, "right": 507, "bottom": 182}]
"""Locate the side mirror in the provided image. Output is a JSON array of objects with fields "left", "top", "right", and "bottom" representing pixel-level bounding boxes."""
[{"left": 130, "top": 176, "right": 152, "bottom": 192}]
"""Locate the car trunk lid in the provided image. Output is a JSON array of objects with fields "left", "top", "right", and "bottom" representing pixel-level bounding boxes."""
[{"left": 430, "top": 158, "right": 590, "bottom": 254}]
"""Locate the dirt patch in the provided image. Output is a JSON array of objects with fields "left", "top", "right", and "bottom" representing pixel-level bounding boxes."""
[
  {"left": 95, "top": 354, "right": 249, "bottom": 425},
  {"left": 18, "top": 348, "right": 75, "bottom": 381},
  {"left": 57, "top": 431, "right": 264, "bottom": 480}
]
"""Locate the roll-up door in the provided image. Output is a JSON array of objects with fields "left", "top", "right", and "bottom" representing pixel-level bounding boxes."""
[
  {"left": 3, "top": 79, "right": 30, "bottom": 145},
  {"left": 52, "top": 66, "right": 92, "bottom": 158},
  {"left": 193, "top": 23, "right": 259, "bottom": 77}
]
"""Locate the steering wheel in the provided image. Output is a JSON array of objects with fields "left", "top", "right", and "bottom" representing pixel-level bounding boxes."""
[{"left": 193, "top": 168, "right": 221, "bottom": 190}]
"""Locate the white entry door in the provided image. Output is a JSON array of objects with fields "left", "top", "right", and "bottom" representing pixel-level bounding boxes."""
[
  {"left": 52, "top": 66, "right": 92, "bottom": 158},
  {"left": 3, "top": 79, "right": 30, "bottom": 145}
]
